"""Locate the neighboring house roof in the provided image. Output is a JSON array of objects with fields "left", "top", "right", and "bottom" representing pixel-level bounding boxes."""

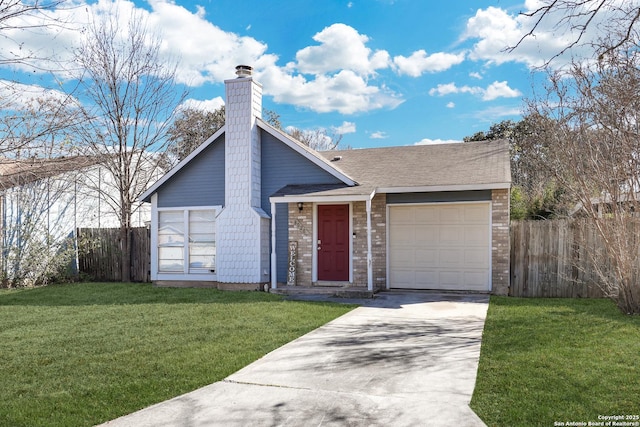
[
  {"left": 0, "top": 155, "right": 105, "bottom": 190},
  {"left": 569, "top": 191, "right": 640, "bottom": 216}
]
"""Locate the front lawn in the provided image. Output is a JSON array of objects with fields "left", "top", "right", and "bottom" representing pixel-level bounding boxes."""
[
  {"left": 0, "top": 283, "right": 354, "bottom": 427},
  {"left": 471, "top": 297, "right": 640, "bottom": 426}
]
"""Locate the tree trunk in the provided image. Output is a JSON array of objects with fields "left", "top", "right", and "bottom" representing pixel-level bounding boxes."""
[{"left": 119, "top": 226, "right": 131, "bottom": 282}]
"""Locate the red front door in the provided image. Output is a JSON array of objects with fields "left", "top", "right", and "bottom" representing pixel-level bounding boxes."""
[{"left": 317, "top": 204, "right": 349, "bottom": 281}]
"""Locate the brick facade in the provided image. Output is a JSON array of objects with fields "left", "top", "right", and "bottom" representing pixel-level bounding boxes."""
[
  {"left": 287, "top": 196, "right": 387, "bottom": 289},
  {"left": 286, "top": 190, "right": 509, "bottom": 294},
  {"left": 288, "top": 203, "right": 314, "bottom": 286},
  {"left": 491, "top": 188, "right": 510, "bottom": 295}
]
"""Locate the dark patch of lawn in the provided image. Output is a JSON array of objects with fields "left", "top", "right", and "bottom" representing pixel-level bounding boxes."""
[
  {"left": 471, "top": 297, "right": 640, "bottom": 427},
  {"left": 0, "top": 283, "right": 355, "bottom": 427}
]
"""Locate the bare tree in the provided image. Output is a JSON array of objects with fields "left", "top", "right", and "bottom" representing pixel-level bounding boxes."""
[
  {"left": 528, "top": 51, "right": 640, "bottom": 313},
  {"left": 1, "top": 170, "right": 79, "bottom": 287},
  {"left": 0, "top": 0, "right": 69, "bottom": 67},
  {"left": 514, "top": 0, "right": 640, "bottom": 60},
  {"left": 0, "top": 0, "right": 77, "bottom": 151},
  {"left": 0, "top": 93, "right": 81, "bottom": 160},
  {"left": 286, "top": 127, "right": 345, "bottom": 151},
  {"left": 71, "top": 7, "right": 186, "bottom": 282}
]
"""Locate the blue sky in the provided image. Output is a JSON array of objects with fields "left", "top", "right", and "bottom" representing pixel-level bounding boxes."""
[{"left": 0, "top": 0, "right": 602, "bottom": 149}]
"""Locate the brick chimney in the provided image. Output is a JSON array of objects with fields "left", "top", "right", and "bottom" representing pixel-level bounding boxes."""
[{"left": 216, "top": 65, "right": 270, "bottom": 284}]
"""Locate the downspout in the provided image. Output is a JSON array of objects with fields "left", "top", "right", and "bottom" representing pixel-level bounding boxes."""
[
  {"left": 270, "top": 200, "right": 277, "bottom": 290},
  {"left": 366, "top": 190, "right": 375, "bottom": 292}
]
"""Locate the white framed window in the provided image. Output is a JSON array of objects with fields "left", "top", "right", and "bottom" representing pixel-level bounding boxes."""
[{"left": 157, "top": 208, "right": 216, "bottom": 274}]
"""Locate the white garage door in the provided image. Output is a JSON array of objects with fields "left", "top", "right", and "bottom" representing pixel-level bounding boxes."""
[{"left": 388, "top": 203, "right": 491, "bottom": 291}]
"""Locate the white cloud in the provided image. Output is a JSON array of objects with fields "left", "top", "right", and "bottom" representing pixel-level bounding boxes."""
[
  {"left": 482, "top": 81, "right": 522, "bottom": 101},
  {"left": 446, "top": 102, "right": 455, "bottom": 108},
  {"left": 429, "top": 82, "right": 482, "bottom": 97},
  {"left": 393, "top": 50, "right": 465, "bottom": 77},
  {"left": 295, "top": 23, "right": 391, "bottom": 77},
  {"left": 414, "top": 138, "right": 461, "bottom": 145},
  {"left": 429, "top": 81, "right": 521, "bottom": 101},
  {"left": 469, "top": 71, "right": 483, "bottom": 79},
  {"left": 181, "top": 96, "right": 225, "bottom": 112},
  {"left": 146, "top": 0, "right": 271, "bottom": 85},
  {"left": 333, "top": 121, "right": 356, "bottom": 134},
  {"left": 370, "top": 131, "right": 388, "bottom": 139},
  {"left": 0, "top": 80, "right": 74, "bottom": 110},
  {"left": 258, "top": 64, "right": 403, "bottom": 114},
  {"left": 0, "top": 1, "right": 408, "bottom": 115},
  {"left": 472, "top": 105, "right": 523, "bottom": 121},
  {"left": 461, "top": 3, "right": 620, "bottom": 69}
]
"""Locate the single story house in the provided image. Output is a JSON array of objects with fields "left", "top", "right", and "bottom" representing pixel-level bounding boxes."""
[{"left": 140, "top": 65, "right": 511, "bottom": 295}]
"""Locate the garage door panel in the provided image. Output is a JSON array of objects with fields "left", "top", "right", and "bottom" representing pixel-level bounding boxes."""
[
  {"left": 391, "top": 207, "right": 415, "bottom": 224},
  {"left": 416, "top": 248, "right": 438, "bottom": 265},
  {"left": 389, "top": 203, "right": 490, "bottom": 291},
  {"left": 439, "top": 226, "right": 464, "bottom": 245},
  {"left": 439, "top": 249, "right": 463, "bottom": 267},
  {"left": 414, "top": 207, "right": 440, "bottom": 223},
  {"left": 414, "top": 270, "right": 439, "bottom": 287},
  {"left": 415, "top": 225, "right": 438, "bottom": 242},
  {"left": 464, "top": 271, "right": 491, "bottom": 290},
  {"left": 465, "top": 226, "right": 489, "bottom": 245},
  {"left": 438, "top": 206, "right": 464, "bottom": 223},
  {"left": 465, "top": 248, "right": 489, "bottom": 267},
  {"left": 464, "top": 205, "right": 490, "bottom": 223},
  {"left": 389, "top": 226, "right": 415, "bottom": 246}
]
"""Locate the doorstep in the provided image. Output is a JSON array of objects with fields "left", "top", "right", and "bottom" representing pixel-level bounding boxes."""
[{"left": 270, "top": 285, "right": 376, "bottom": 299}]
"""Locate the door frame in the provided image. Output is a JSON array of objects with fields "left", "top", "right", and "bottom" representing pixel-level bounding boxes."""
[{"left": 312, "top": 202, "right": 353, "bottom": 283}]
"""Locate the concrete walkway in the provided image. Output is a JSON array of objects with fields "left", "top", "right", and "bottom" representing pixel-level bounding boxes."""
[{"left": 101, "top": 291, "right": 489, "bottom": 427}]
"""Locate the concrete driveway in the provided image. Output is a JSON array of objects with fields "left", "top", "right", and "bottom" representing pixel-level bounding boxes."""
[{"left": 101, "top": 291, "right": 489, "bottom": 427}]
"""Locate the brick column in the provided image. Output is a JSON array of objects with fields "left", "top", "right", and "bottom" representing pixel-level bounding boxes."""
[{"left": 491, "top": 188, "right": 510, "bottom": 295}]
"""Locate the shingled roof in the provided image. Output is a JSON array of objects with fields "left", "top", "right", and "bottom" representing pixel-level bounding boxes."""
[
  {"left": 271, "top": 139, "right": 511, "bottom": 200},
  {"left": 0, "top": 156, "right": 104, "bottom": 190},
  {"left": 320, "top": 139, "right": 510, "bottom": 190}
]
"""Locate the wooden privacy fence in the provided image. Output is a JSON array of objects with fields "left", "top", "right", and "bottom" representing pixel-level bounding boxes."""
[
  {"left": 77, "top": 221, "right": 632, "bottom": 296},
  {"left": 509, "top": 219, "right": 633, "bottom": 298},
  {"left": 77, "top": 227, "right": 150, "bottom": 282}
]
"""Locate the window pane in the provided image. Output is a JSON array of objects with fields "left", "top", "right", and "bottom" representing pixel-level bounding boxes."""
[
  {"left": 189, "top": 210, "right": 215, "bottom": 270},
  {"left": 158, "top": 211, "right": 184, "bottom": 272},
  {"left": 159, "top": 247, "right": 184, "bottom": 272}
]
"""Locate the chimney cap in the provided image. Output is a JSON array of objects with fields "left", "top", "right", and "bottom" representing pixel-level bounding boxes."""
[{"left": 235, "top": 65, "right": 253, "bottom": 78}]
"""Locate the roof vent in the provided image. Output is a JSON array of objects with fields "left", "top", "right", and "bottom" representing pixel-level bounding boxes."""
[
  {"left": 331, "top": 155, "right": 342, "bottom": 162},
  {"left": 235, "top": 65, "right": 253, "bottom": 78}
]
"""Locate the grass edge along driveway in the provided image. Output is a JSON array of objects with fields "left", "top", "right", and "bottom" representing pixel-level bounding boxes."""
[
  {"left": 0, "top": 283, "right": 355, "bottom": 427},
  {"left": 471, "top": 296, "right": 640, "bottom": 427}
]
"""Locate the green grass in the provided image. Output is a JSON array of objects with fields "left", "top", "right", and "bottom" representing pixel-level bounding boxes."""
[
  {"left": 0, "top": 283, "right": 355, "bottom": 427},
  {"left": 471, "top": 297, "right": 640, "bottom": 427}
]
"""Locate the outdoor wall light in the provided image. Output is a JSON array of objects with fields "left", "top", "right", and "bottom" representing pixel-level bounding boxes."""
[{"left": 297, "top": 202, "right": 304, "bottom": 212}]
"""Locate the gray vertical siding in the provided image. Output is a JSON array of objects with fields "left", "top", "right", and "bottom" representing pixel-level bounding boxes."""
[
  {"left": 260, "top": 130, "right": 345, "bottom": 281},
  {"left": 157, "top": 136, "right": 225, "bottom": 208}
]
